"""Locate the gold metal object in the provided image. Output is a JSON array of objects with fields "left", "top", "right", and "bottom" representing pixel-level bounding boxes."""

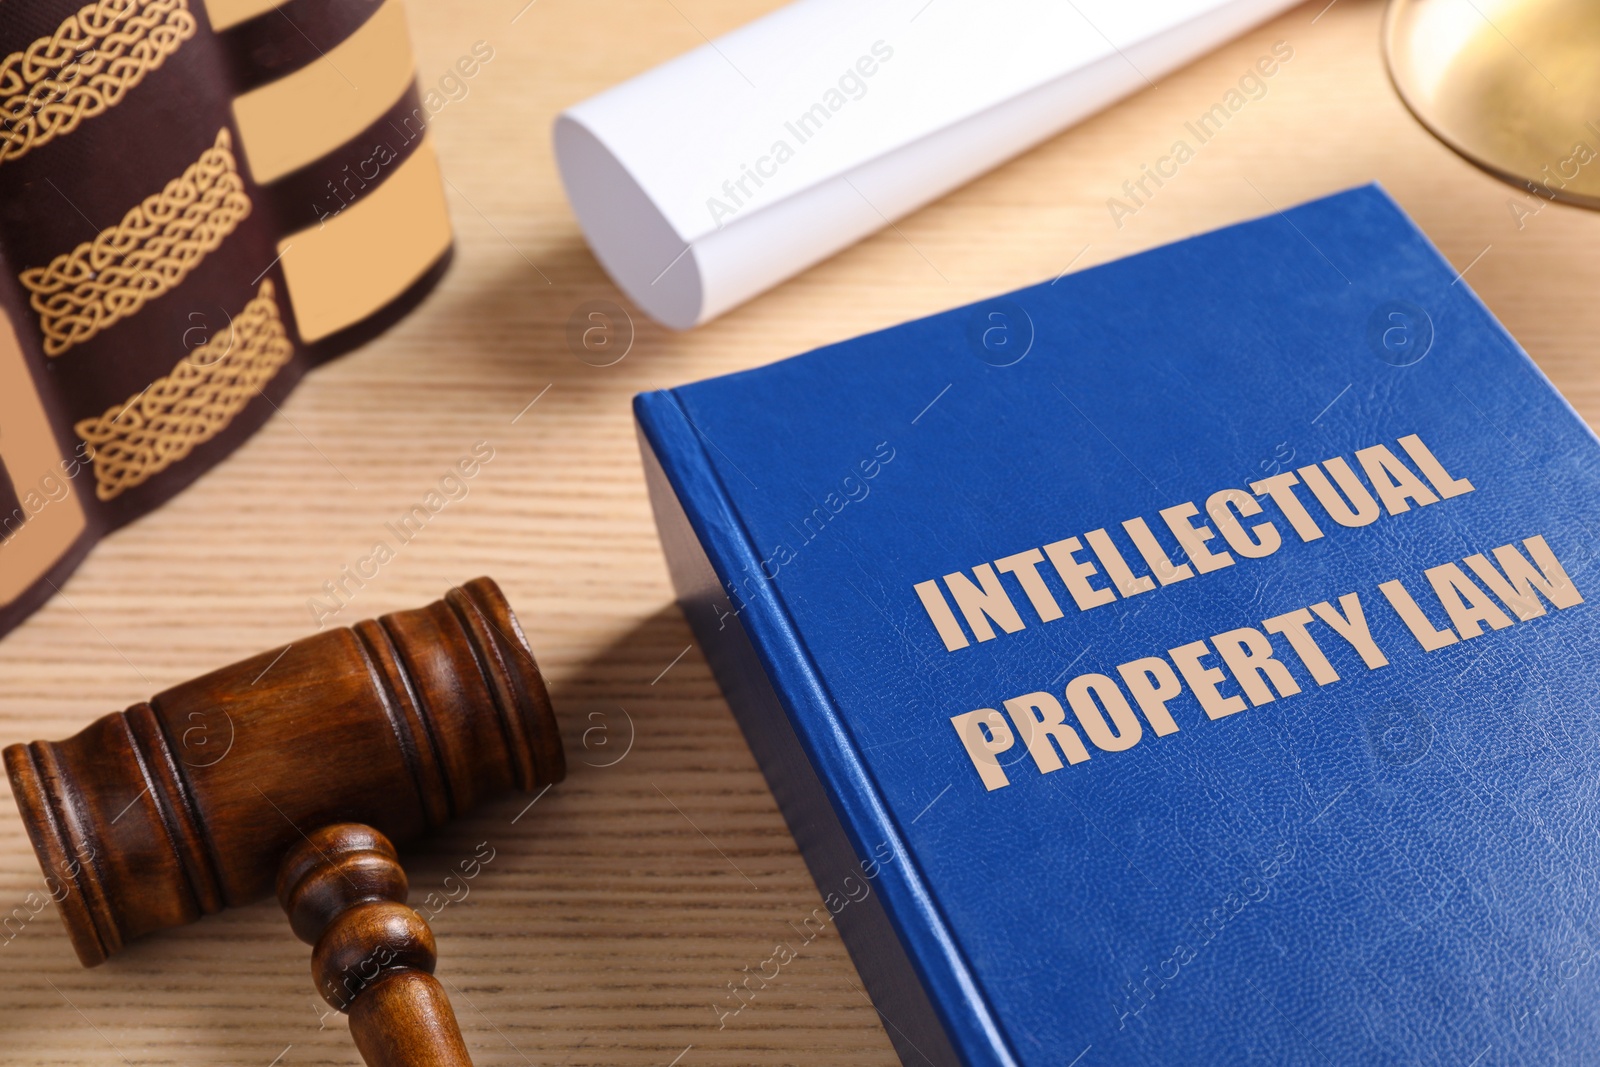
[{"left": 1384, "top": 0, "right": 1600, "bottom": 206}]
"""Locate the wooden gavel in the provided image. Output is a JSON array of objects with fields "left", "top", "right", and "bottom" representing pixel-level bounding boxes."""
[{"left": 3, "top": 578, "right": 564, "bottom": 1067}]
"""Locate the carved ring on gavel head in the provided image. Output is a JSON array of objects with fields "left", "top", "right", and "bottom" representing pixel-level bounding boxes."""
[{"left": 4, "top": 577, "right": 564, "bottom": 1067}]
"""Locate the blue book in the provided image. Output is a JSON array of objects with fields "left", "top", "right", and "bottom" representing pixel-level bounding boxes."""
[{"left": 634, "top": 185, "right": 1599, "bottom": 1066}]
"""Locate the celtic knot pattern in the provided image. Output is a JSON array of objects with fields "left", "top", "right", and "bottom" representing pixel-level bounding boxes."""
[
  {"left": 75, "top": 280, "right": 294, "bottom": 501},
  {"left": 19, "top": 127, "right": 250, "bottom": 356},
  {"left": 0, "top": 0, "right": 196, "bottom": 166}
]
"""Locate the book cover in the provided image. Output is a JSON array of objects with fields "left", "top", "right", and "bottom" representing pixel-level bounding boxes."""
[
  {"left": 636, "top": 184, "right": 1600, "bottom": 1066},
  {"left": 0, "top": 0, "right": 456, "bottom": 640}
]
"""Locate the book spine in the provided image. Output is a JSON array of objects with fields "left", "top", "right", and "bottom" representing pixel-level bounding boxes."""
[
  {"left": 0, "top": 243, "right": 95, "bottom": 635},
  {"left": 634, "top": 390, "right": 1021, "bottom": 1067},
  {"left": 0, "top": 0, "right": 300, "bottom": 634},
  {"left": 0, "top": 0, "right": 451, "bottom": 640},
  {"left": 211, "top": 0, "right": 454, "bottom": 359}
]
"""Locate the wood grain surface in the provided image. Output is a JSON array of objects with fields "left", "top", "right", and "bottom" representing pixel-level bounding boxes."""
[{"left": 3, "top": 0, "right": 1598, "bottom": 1064}]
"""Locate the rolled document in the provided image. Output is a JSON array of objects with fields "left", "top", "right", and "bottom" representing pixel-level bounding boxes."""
[{"left": 555, "top": 0, "right": 1300, "bottom": 328}]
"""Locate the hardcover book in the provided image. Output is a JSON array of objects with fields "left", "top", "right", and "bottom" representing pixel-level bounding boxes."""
[
  {"left": 636, "top": 185, "right": 1600, "bottom": 1065},
  {"left": 0, "top": 0, "right": 455, "bottom": 640}
]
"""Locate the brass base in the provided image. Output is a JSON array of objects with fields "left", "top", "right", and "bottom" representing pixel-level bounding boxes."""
[{"left": 1385, "top": 0, "right": 1600, "bottom": 207}]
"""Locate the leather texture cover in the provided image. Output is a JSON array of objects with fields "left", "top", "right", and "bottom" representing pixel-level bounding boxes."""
[
  {"left": 636, "top": 184, "right": 1600, "bottom": 1066},
  {"left": 0, "top": 0, "right": 453, "bottom": 642}
]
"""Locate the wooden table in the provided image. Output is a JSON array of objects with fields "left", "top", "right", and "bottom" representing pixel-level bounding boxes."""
[{"left": 3, "top": 0, "right": 1597, "bottom": 1063}]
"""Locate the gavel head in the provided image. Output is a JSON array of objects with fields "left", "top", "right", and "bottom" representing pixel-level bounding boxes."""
[{"left": 3, "top": 577, "right": 564, "bottom": 966}]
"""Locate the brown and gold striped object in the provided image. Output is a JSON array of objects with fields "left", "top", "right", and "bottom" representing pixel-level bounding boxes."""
[{"left": 0, "top": 0, "right": 454, "bottom": 640}]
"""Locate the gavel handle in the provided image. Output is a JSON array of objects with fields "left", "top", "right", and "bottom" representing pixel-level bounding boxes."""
[{"left": 277, "top": 824, "right": 475, "bottom": 1067}]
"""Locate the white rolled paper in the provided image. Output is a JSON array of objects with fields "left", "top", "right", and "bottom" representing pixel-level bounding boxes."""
[{"left": 554, "top": 0, "right": 1301, "bottom": 329}]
